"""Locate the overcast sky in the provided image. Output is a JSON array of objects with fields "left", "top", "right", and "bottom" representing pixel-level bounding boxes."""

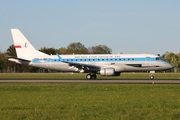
[{"left": 0, "top": 0, "right": 180, "bottom": 55}]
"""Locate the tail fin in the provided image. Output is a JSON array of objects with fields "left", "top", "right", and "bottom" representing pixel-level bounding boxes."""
[{"left": 11, "top": 29, "right": 49, "bottom": 60}]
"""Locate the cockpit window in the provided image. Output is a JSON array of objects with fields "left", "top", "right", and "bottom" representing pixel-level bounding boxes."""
[
  {"left": 156, "top": 57, "right": 160, "bottom": 60},
  {"left": 160, "top": 57, "right": 166, "bottom": 61},
  {"left": 156, "top": 57, "right": 166, "bottom": 61}
]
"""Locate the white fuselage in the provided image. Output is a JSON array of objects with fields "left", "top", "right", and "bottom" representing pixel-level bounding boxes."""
[
  {"left": 9, "top": 29, "right": 174, "bottom": 79},
  {"left": 29, "top": 54, "right": 173, "bottom": 73}
]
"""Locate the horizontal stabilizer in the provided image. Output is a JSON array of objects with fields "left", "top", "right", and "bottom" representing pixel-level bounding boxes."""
[{"left": 8, "top": 56, "right": 31, "bottom": 64}]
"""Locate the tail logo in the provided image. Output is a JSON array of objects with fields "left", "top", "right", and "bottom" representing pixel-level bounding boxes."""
[{"left": 23, "top": 42, "right": 28, "bottom": 48}]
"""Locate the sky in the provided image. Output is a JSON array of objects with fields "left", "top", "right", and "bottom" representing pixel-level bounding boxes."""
[{"left": 0, "top": 0, "right": 180, "bottom": 55}]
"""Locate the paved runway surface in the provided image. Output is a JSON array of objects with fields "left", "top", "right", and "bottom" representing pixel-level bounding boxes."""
[{"left": 0, "top": 79, "right": 180, "bottom": 84}]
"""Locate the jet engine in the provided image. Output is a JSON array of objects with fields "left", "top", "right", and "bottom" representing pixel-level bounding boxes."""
[{"left": 100, "top": 68, "right": 121, "bottom": 76}]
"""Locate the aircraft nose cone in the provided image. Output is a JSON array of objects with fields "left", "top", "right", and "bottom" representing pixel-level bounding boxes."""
[{"left": 168, "top": 63, "right": 174, "bottom": 69}]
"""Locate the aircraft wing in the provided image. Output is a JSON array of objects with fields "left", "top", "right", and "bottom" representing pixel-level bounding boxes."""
[
  {"left": 65, "top": 61, "right": 100, "bottom": 71},
  {"left": 56, "top": 54, "right": 100, "bottom": 72}
]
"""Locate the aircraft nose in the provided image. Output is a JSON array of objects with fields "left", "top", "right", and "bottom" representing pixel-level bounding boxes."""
[{"left": 168, "top": 63, "right": 174, "bottom": 69}]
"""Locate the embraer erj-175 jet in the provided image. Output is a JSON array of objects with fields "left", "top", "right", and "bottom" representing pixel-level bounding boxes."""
[{"left": 8, "top": 29, "right": 173, "bottom": 79}]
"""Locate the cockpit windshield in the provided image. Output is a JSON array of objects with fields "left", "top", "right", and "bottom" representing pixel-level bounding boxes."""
[
  {"left": 156, "top": 57, "right": 160, "bottom": 60},
  {"left": 160, "top": 57, "right": 166, "bottom": 61},
  {"left": 156, "top": 57, "right": 166, "bottom": 61}
]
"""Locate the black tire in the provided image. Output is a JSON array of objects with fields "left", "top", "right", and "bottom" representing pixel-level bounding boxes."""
[
  {"left": 150, "top": 76, "right": 154, "bottom": 79},
  {"left": 86, "top": 74, "right": 92, "bottom": 79},
  {"left": 91, "top": 74, "right": 97, "bottom": 80}
]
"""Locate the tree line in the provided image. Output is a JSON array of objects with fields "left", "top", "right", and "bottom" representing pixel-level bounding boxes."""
[{"left": 0, "top": 42, "right": 179, "bottom": 73}]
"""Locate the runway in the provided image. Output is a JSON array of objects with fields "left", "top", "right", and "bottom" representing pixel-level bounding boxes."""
[{"left": 0, "top": 79, "right": 180, "bottom": 84}]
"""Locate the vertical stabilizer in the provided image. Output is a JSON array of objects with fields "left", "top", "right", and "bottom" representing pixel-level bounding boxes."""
[{"left": 11, "top": 29, "right": 49, "bottom": 60}]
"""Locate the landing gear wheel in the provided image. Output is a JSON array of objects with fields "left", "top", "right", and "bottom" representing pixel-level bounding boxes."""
[
  {"left": 150, "top": 73, "right": 154, "bottom": 79},
  {"left": 86, "top": 74, "right": 92, "bottom": 79},
  {"left": 150, "top": 76, "right": 154, "bottom": 79},
  {"left": 86, "top": 73, "right": 97, "bottom": 80},
  {"left": 149, "top": 71, "right": 155, "bottom": 79},
  {"left": 91, "top": 74, "right": 97, "bottom": 79}
]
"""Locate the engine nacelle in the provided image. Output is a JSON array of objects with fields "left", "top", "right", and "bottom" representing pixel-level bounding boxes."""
[
  {"left": 100, "top": 68, "right": 121, "bottom": 76},
  {"left": 100, "top": 68, "right": 115, "bottom": 76}
]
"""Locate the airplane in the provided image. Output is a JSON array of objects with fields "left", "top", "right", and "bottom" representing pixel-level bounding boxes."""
[{"left": 8, "top": 29, "right": 174, "bottom": 79}]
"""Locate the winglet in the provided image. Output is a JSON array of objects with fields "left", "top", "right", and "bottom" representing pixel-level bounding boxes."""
[{"left": 56, "top": 53, "right": 62, "bottom": 60}]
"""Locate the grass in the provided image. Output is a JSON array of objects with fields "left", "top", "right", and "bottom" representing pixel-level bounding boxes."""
[
  {"left": 0, "top": 72, "right": 180, "bottom": 79},
  {"left": 0, "top": 84, "right": 180, "bottom": 120}
]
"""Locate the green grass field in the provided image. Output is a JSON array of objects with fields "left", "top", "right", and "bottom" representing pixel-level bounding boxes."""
[
  {"left": 0, "top": 84, "right": 180, "bottom": 120},
  {"left": 0, "top": 73, "right": 180, "bottom": 79}
]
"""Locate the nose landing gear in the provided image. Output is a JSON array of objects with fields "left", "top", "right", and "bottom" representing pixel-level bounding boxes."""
[
  {"left": 150, "top": 74, "right": 154, "bottom": 79},
  {"left": 149, "top": 71, "right": 155, "bottom": 79}
]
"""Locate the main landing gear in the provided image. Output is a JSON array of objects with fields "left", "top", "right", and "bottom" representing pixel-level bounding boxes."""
[{"left": 86, "top": 73, "right": 97, "bottom": 80}]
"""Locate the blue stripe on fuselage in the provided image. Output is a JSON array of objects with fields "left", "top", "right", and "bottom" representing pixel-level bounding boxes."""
[{"left": 32, "top": 57, "right": 164, "bottom": 63}]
